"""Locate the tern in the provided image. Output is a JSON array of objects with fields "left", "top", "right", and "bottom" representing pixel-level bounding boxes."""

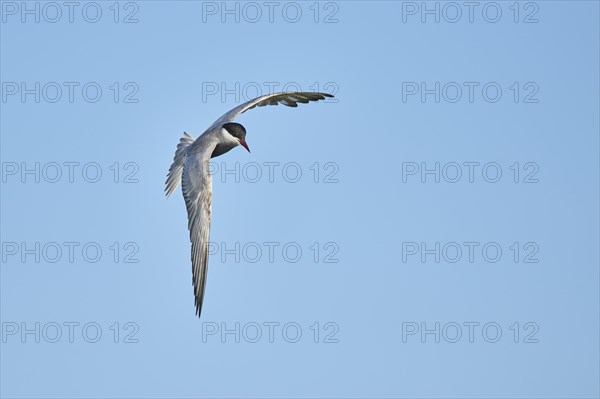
[{"left": 165, "top": 92, "right": 334, "bottom": 318}]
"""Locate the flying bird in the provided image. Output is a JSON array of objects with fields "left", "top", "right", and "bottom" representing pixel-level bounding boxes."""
[{"left": 165, "top": 92, "right": 334, "bottom": 318}]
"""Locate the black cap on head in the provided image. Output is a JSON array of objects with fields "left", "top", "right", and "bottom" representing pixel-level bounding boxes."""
[{"left": 222, "top": 122, "right": 246, "bottom": 140}]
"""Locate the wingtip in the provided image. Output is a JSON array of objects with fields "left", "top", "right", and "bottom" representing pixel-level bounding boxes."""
[{"left": 312, "top": 92, "right": 334, "bottom": 100}]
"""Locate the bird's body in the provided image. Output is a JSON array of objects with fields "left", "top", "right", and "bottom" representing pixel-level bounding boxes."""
[{"left": 166, "top": 92, "right": 333, "bottom": 318}]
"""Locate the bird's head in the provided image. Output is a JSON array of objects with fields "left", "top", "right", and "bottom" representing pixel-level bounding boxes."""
[{"left": 222, "top": 122, "right": 250, "bottom": 153}]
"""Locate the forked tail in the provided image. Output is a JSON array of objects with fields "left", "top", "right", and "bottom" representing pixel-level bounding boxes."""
[{"left": 165, "top": 132, "right": 195, "bottom": 197}]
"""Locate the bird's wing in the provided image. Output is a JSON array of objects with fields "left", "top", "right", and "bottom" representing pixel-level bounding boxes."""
[
  {"left": 209, "top": 91, "right": 334, "bottom": 128},
  {"left": 165, "top": 132, "right": 195, "bottom": 197},
  {"left": 181, "top": 141, "right": 217, "bottom": 317}
]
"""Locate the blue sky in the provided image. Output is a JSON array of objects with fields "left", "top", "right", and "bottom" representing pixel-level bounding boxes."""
[{"left": 1, "top": 1, "right": 599, "bottom": 398}]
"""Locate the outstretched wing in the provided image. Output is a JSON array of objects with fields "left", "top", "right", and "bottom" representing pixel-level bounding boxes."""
[
  {"left": 165, "top": 132, "right": 195, "bottom": 197},
  {"left": 181, "top": 141, "right": 217, "bottom": 317},
  {"left": 209, "top": 92, "right": 334, "bottom": 128}
]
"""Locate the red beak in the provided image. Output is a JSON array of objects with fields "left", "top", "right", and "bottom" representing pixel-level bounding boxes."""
[{"left": 239, "top": 139, "right": 250, "bottom": 153}]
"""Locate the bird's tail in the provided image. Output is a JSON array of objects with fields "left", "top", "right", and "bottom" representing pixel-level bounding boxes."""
[{"left": 165, "top": 132, "right": 195, "bottom": 197}]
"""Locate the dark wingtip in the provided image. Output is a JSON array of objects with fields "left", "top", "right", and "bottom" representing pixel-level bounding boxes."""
[{"left": 310, "top": 92, "right": 334, "bottom": 101}]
